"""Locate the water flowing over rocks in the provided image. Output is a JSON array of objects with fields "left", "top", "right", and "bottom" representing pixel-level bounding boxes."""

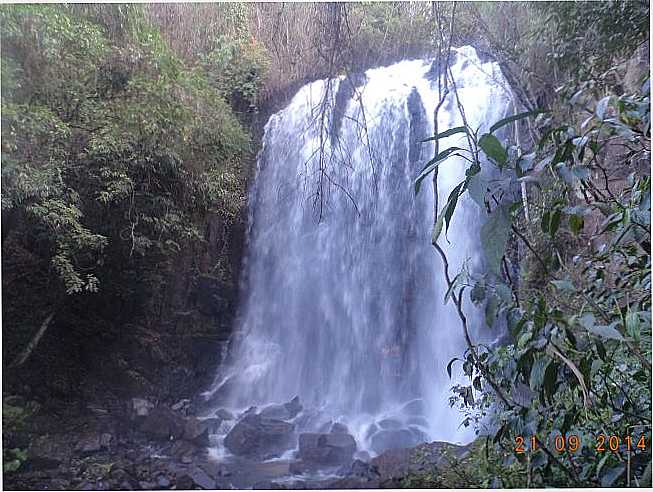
[
  {"left": 205, "top": 46, "right": 511, "bottom": 458},
  {"left": 224, "top": 414, "right": 296, "bottom": 459},
  {"left": 297, "top": 432, "right": 357, "bottom": 465}
]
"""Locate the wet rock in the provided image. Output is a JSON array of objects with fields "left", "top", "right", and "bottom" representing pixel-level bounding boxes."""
[
  {"left": 139, "top": 407, "right": 184, "bottom": 441},
  {"left": 259, "top": 396, "right": 303, "bottom": 421},
  {"left": 354, "top": 450, "right": 371, "bottom": 462},
  {"left": 370, "top": 428, "right": 419, "bottom": 453},
  {"left": 185, "top": 466, "right": 216, "bottom": 489},
  {"left": 239, "top": 406, "right": 258, "bottom": 419},
  {"left": 284, "top": 396, "right": 302, "bottom": 419},
  {"left": 171, "top": 439, "right": 199, "bottom": 457},
  {"left": 131, "top": 398, "right": 154, "bottom": 418},
  {"left": 182, "top": 417, "right": 211, "bottom": 446},
  {"left": 370, "top": 447, "right": 413, "bottom": 479},
  {"left": 377, "top": 418, "right": 402, "bottom": 430},
  {"left": 339, "top": 459, "right": 381, "bottom": 480},
  {"left": 214, "top": 408, "right": 234, "bottom": 420},
  {"left": 298, "top": 432, "right": 356, "bottom": 465},
  {"left": 259, "top": 404, "right": 291, "bottom": 420},
  {"left": 330, "top": 422, "right": 348, "bottom": 434},
  {"left": 408, "top": 425, "right": 429, "bottom": 443},
  {"left": 224, "top": 414, "right": 295, "bottom": 459}
]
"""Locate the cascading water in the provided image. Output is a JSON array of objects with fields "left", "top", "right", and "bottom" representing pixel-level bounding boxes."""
[{"left": 205, "top": 46, "right": 512, "bottom": 456}]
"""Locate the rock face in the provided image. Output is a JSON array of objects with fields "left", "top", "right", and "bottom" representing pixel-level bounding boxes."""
[
  {"left": 297, "top": 432, "right": 356, "bottom": 465},
  {"left": 224, "top": 414, "right": 295, "bottom": 459},
  {"left": 370, "top": 428, "right": 420, "bottom": 454},
  {"left": 330, "top": 422, "right": 348, "bottom": 434},
  {"left": 139, "top": 407, "right": 185, "bottom": 441},
  {"left": 182, "top": 417, "right": 214, "bottom": 446},
  {"left": 259, "top": 396, "right": 303, "bottom": 421},
  {"left": 215, "top": 408, "right": 234, "bottom": 420}
]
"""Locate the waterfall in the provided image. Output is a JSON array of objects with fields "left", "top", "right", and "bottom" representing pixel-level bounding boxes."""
[{"left": 206, "top": 46, "right": 512, "bottom": 455}]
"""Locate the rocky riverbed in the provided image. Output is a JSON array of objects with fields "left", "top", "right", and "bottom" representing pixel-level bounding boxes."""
[{"left": 3, "top": 394, "right": 472, "bottom": 490}]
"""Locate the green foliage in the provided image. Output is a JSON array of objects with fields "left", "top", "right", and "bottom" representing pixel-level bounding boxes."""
[
  {"left": 427, "top": 71, "right": 651, "bottom": 486},
  {"left": 543, "top": 0, "right": 649, "bottom": 84},
  {"left": 400, "top": 438, "right": 526, "bottom": 488},
  {"left": 2, "top": 399, "right": 39, "bottom": 473},
  {"left": 348, "top": 2, "right": 434, "bottom": 68},
  {"left": 202, "top": 36, "right": 271, "bottom": 112},
  {"left": 1, "top": 6, "right": 249, "bottom": 322}
]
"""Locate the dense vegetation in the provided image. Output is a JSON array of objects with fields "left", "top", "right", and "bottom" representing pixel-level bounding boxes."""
[
  {"left": 411, "top": 1, "right": 651, "bottom": 488},
  {"left": 1, "top": 1, "right": 650, "bottom": 488}
]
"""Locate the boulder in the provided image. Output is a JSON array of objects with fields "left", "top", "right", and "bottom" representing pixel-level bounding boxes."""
[
  {"left": 370, "top": 447, "right": 413, "bottom": 479},
  {"left": 330, "top": 422, "right": 348, "bottom": 434},
  {"left": 259, "top": 404, "right": 291, "bottom": 420},
  {"left": 355, "top": 450, "right": 371, "bottom": 462},
  {"left": 170, "top": 440, "right": 199, "bottom": 463},
  {"left": 187, "top": 466, "right": 216, "bottom": 489},
  {"left": 182, "top": 417, "right": 212, "bottom": 446},
  {"left": 238, "top": 406, "right": 258, "bottom": 419},
  {"left": 339, "top": 459, "right": 381, "bottom": 480},
  {"left": 214, "top": 408, "right": 234, "bottom": 420},
  {"left": 370, "top": 429, "right": 419, "bottom": 454},
  {"left": 259, "top": 396, "right": 303, "bottom": 421},
  {"left": 224, "top": 414, "right": 295, "bottom": 459},
  {"left": 298, "top": 432, "right": 356, "bottom": 465},
  {"left": 139, "top": 407, "right": 184, "bottom": 441},
  {"left": 284, "top": 396, "right": 302, "bottom": 419},
  {"left": 377, "top": 418, "right": 402, "bottom": 430}
]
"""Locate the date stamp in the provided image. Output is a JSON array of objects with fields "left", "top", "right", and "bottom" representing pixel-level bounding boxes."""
[{"left": 514, "top": 434, "right": 649, "bottom": 454}]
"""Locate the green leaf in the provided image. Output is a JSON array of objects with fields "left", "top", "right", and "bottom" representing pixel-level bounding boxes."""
[
  {"left": 569, "top": 214, "right": 584, "bottom": 234},
  {"left": 489, "top": 109, "right": 548, "bottom": 134},
  {"left": 625, "top": 310, "right": 640, "bottom": 341},
  {"left": 447, "top": 357, "right": 460, "bottom": 379},
  {"left": 587, "top": 322, "right": 624, "bottom": 341},
  {"left": 529, "top": 357, "right": 550, "bottom": 391},
  {"left": 549, "top": 209, "right": 561, "bottom": 237},
  {"left": 431, "top": 212, "right": 445, "bottom": 245},
  {"left": 414, "top": 146, "right": 466, "bottom": 194},
  {"left": 480, "top": 204, "right": 511, "bottom": 275},
  {"left": 467, "top": 173, "right": 487, "bottom": 207},
  {"left": 421, "top": 126, "right": 467, "bottom": 142},
  {"left": 543, "top": 362, "right": 558, "bottom": 400},
  {"left": 470, "top": 280, "right": 486, "bottom": 304},
  {"left": 541, "top": 210, "right": 550, "bottom": 234},
  {"left": 479, "top": 134, "right": 507, "bottom": 167},
  {"left": 444, "top": 182, "right": 464, "bottom": 236}
]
